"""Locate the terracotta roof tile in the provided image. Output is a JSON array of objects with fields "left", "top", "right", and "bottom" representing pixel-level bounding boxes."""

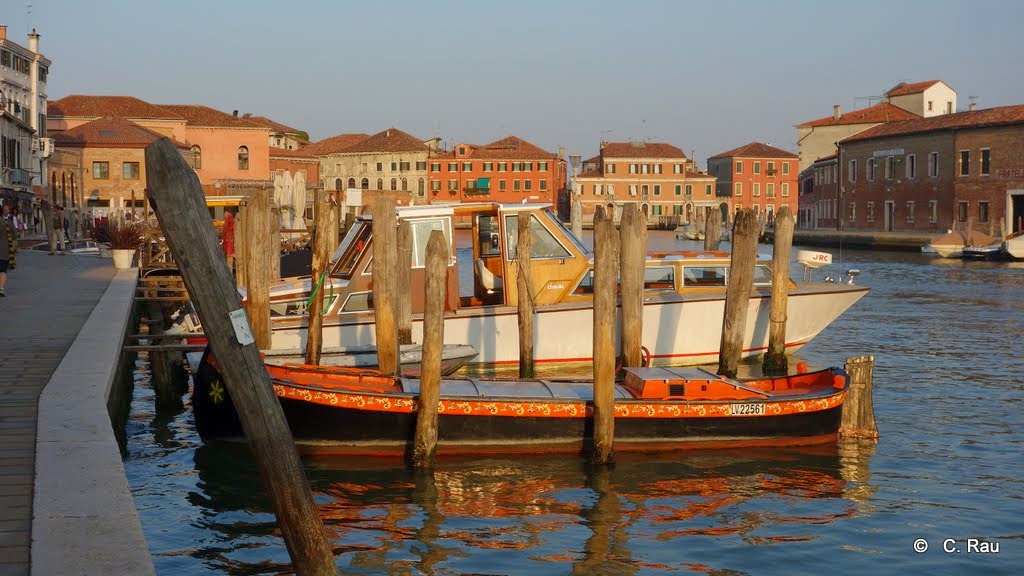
[
  {"left": 47, "top": 95, "right": 183, "bottom": 120},
  {"left": 462, "top": 136, "right": 557, "bottom": 160},
  {"left": 340, "top": 128, "right": 430, "bottom": 154},
  {"left": 51, "top": 117, "right": 188, "bottom": 148},
  {"left": 577, "top": 168, "right": 602, "bottom": 178},
  {"left": 708, "top": 142, "right": 797, "bottom": 160},
  {"left": 599, "top": 142, "right": 686, "bottom": 159},
  {"left": 798, "top": 102, "right": 919, "bottom": 128},
  {"left": 302, "top": 133, "right": 371, "bottom": 156},
  {"left": 886, "top": 80, "right": 942, "bottom": 97},
  {"left": 245, "top": 115, "right": 304, "bottom": 135},
  {"left": 269, "top": 147, "right": 317, "bottom": 159},
  {"left": 842, "top": 105, "right": 1024, "bottom": 143},
  {"left": 156, "top": 104, "right": 266, "bottom": 129},
  {"left": 685, "top": 171, "right": 714, "bottom": 179}
]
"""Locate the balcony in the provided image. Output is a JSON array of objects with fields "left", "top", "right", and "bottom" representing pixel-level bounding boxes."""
[
  {"left": 3, "top": 168, "right": 32, "bottom": 186},
  {"left": 766, "top": 168, "right": 777, "bottom": 176},
  {"left": 464, "top": 177, "right": 491, "bottom": 197}
]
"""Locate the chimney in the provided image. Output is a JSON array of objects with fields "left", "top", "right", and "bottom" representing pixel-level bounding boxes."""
[
  {"left": 969, "top": 102, "right": 977, "bottom": 111},
  {"left": 600, "top": 141, "right": 608, "bottom": 150},
  {"left": 232, "top": 110, "right": 238, "bottom": 118},
  {"left": 0, "top": 26, "right": 6, "bottom": 41},
  {"left": 833, "top": 105, "right": 841, "bottom": 120},
  {"left": 558, "top": 146, "right": 565, "bottom": 159},
  {"left": 28, "top": 28, "right": 39, "bottom": 53}
]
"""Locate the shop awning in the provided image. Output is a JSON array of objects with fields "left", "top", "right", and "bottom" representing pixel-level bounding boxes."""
[{"left": 476, "top": 177, "right": 491, "bottom": 189}]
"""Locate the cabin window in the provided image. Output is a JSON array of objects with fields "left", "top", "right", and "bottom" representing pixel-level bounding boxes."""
[
  {"left": 340, "top": 291, "right": 373, "bottom": 314},
  {"left": 478, "top": 215, "right": 502, "bottom": 257},
  {"left": 753, "top": 265, "right": 773, "bottom": 287},
  {"left": 269, "top": 295, "right": 337, "bottom": 317},
  {"left": 644, "top": 266, "right": 675, "bottom": 291},
  {"left": 332, "top": 222, "right": 371, "bottom": 278},
  {"left": 572, "top": 269, "right": 596, "bottom": 295},
  {"left": 683, "top": 265, "right": 727, "bottom": 287},
  {"left": 504, "top": 213, "right": 571, "bottom": 260},
  {"left": 409, "top": 218, "right": 449, "bottom": 267}
]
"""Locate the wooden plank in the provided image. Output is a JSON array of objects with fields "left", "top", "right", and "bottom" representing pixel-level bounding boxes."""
[
  {"left": 517, "top": 212, "right": 535, "bottom": 378},
  {"left": 125, "top": 333, "right": 206, "bottom": 340},
  {"left": 133, "top": 296, "right": 192, "bottom": 302},
  {"left": 718, "top": 209, "right": 759, "bottom": 378},
  {"left": 144, "top": 138, "right": 335, "bottom": 574},
  {"left": 411, "top": 230, "right": 447, "bottom": 469}
]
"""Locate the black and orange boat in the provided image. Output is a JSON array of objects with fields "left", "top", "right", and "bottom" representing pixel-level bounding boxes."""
[{"left": 193, "top": 352, "right": 849, "bottom": 454}]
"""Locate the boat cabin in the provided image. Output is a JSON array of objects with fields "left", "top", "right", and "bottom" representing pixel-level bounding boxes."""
[{"left": 288, "top": 202, "right": 782, "bottom": 320}]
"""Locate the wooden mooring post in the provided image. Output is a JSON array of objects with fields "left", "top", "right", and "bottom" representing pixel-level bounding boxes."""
[
  {"left": 144, "top": 138, "right": 335, "bottom": 575},
  {"left": 704, "top": 208, "right": 723, "bottom": 251},
  {"left": 305, "top": 189, "right": 331, "bottom": 365},
  {"left": 397, "top": 220, "right": 413, "bottom": 345},
  {"left": 763, "top": 206, "right": 794, "bottom": 375},
  {"left": 372, "top": 198, "right": 400, "bottom": 375},
  {"left": 517, "top": 212, "right": 535, "bottom": 378},
  {"left": 592, "top": 205, "right": 618, "bottom": 465},
  {"left": 571, "top": 197, "right": 583, "bottom": 240},
  {"left": 619, "top": 203, "right": 645, "bottom": 368},
  {"left": 234, "top": 202, "right": 248, "bottom": 289},
  {"left": 270, "top": 203, "right": 282, "bottom": 280},
  {"left": 718, "top": 209, "right": 759, "bottom": 378},
  {"left": 412, "top": 230, "right": 448, "bottom": 468},
  {"left": 142, "top": 295, "right": 185, "bottom": 410},
  {"left": 840, "top": 355, "right": 878, "bottom": 439},
  {"left": 245, "top": 190, "right": 272, "bottom": 350}
]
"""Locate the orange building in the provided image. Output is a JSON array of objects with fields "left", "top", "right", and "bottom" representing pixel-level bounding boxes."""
[
  {"left": 707, "top": 142, "right": 799, "bottom": 222},
  {"left": 574, "top": 141, "right": 715, "bottom": 225},
  {"left": 427, "top": 136, "right": 566, "bottom": 208}
]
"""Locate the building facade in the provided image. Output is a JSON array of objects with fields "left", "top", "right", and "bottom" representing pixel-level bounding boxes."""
[
  {"left": 246, "top": 115, "right": 309, "bottom": 151},
  {"left": 573, "top": 141, "right": 713, "bottom": 225},
  {"left": 707, "top": 142, "right": 799, "bottom": 223},
  {"left": 427, "top": 136, "right": 566, "bottom": 209},
  {"left": 1, "top": 26, "right": 51, "bottom": 211},
  {"left": 314, "top": 128, "right": 435, "bottom": 204},
  {"left": 796, "top": 155, "right": 839, "bottom": 230},
  {"left": 837, "top": 105, "right": 1024, "bottom": 236}
]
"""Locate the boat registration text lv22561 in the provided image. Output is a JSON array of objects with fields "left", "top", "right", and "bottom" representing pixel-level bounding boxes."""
[{"left": 730, "top": 403, "right": 766, "bottom": 416}]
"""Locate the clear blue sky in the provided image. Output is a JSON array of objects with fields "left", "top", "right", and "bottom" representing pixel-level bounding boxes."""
[{"left": 6, "top": 0, "right": 1022, "bottom": 167}]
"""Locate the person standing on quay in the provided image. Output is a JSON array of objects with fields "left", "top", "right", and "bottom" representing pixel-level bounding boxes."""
[
  {"left": 43, "top": 201, "right": 60, "bottom": 255},
  {"left": 0, "top": 203, "right": 17, "bottom": 297}
]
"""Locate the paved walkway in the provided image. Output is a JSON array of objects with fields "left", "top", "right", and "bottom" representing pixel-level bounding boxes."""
[{"left": 0, "top": 251, "right": 115, "bottom": 576}]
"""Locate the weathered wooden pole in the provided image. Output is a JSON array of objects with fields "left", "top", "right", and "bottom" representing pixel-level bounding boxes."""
[
  {"left": 704, "top": 207, "right": 723, "bottom": 251},
  {"left": 718, "top": 209, "right": 759, "bottom": 378},
  {"left": 245, "top": 190, "right": 272, "bottom": 350},
  {"left": 270, "top": 203, "right": 282, "bottom": 280},
  {"left": 372, "top": 197, "right": 400, "bottom": 375},
  {"left": 763, "top": 206, "right": 795, "bottom": 375},
  {"left": 396, "top": 220, "right": 413, "bottom": 345},
  {"left": 144, "top": 298, "right": 181, "bottom": 410},
  {"left": 305, "top": 189, "right": 331, "bottom": 365},
  {"left": 343, "top": 211, "right": 355, "bottom": 238},
  {"left": 571, "top": 196, "right": 583, "bottom": 239},
  {"left": 412, "top": 230, "right": 448, "bottom": 468},
  {"left": 234, "top": 203, "right": 248, "bottom": 289},
  {"left": 144, "top": 138, "right": 335, "bottom": 575},
  {"left": 840, "top": 355, "right": 878, "bottom": 439},
  {"left": 592, "top": 205, "right": 618, "bottom": 465},
  {"left": 517, "top": 212, "right": 535, "bottom": 378},
  {"left": 619, "top": 203, "right": 644, "bottom": 368},
  {"left": 327, "top": 195, "right": 341, "bottom": 256}
]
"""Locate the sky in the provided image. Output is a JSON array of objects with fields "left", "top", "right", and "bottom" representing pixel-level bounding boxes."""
[{"left": 5, "top": 0, "right": 1023, "bottom": 168}]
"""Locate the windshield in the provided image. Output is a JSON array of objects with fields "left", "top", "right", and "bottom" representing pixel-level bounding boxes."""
[
  {"left": 543, "top": 208, "right": 589, "bottom": 255},
  {"left": 331, "top": 221, "right": 371, "bottom": 278}
]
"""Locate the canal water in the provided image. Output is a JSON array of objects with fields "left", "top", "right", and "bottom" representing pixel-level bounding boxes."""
[{"left": 122, "top": 231, "right": 1024, "bottom": 575}]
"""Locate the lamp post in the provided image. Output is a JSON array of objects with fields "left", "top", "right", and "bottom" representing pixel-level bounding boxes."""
[{"left": 569, "top": 153, "right": 582, "bottom": 239}]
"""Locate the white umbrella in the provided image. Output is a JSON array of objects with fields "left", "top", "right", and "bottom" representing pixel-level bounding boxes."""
[
  {"left": 291, "top": 171, "right": 307, "bottom": 239},
  {"left": 272, "top": 172, "right": 290, "bottom": 234}
]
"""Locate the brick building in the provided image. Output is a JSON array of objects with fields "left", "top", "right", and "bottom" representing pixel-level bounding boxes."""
[
  {"left": 707, "top": 142, "right": 798, "bottom": 223},
  {"left": 427, "top": 136, "right": 566, "bottom": 209},
  {"left": 837, "top": 105, "right": 1024, "bottom": 235},
  {"left": 50, "top": 117, "right": 188, "bottom": 212},
  {"left": 574, "top": 141, "right": 713, "bottom": 225},
  {"left": 796, "top": 154, "right": 839, "bottom": 229}
]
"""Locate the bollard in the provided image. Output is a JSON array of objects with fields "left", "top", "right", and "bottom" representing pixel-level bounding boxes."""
[
  {"left": 591, "top": 205, "right": 618, "bottom": 465},
  {"left": 718, "top": 209, "right": 759, "bottom": 378},
  {"left": 619, "top": 203, "right": 645, "bottom": 368},
  {"left": 763, "top": 206, "right": 794, "bottom": 375},
  {"left": 840, "top": 355, "right": 878, "bottom": 439},
  {"left": 704, "top": 208, "right": 722, "bottom": 251},
  {"left": 412, "top": 230, "right": 448, "bottom": 468}
]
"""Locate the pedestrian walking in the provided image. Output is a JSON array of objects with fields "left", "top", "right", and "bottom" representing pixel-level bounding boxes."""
[
  {"left": 0, "top": 204, "right": 17, "bottom": 297},
  {"left": 62, "top": 207, "right": 71, "bottom": 242}
]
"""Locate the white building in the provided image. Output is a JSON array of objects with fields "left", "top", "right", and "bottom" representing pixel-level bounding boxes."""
[{"left": 1, "top": 25, "right": 51, "bottom": 212}]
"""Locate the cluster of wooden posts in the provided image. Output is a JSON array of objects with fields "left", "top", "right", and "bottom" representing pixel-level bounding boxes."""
[{"left": 142, "top": 139, "right": 876, "bottom": 574}]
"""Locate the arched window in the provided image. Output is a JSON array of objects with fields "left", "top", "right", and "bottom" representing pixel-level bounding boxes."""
[
  {"left": 361, "top": 178, "right": 369, "bottom": 190},
  {"left": 401, "top": 178, "right": 407, "bottom": 191},
  {"left": 191, "top": 145, "right": 202, "bottom": 169},
  {"left": 418, "top": 178, "right": 425, "bottom": 195},
  {"left": 237, "top": 146, "right": 249, "bottom": 170},
  {"left": 376, "top": 178, "right": 384, "bottom": 190},
  {"left": 391, "top": 178, "right": 398, "bottom": 191},
  {"left": 335, "top": 178, "right": 343, "bottom": 191},
  {"left": 348, "top": 178, "right": 356, "bottom": 189}
]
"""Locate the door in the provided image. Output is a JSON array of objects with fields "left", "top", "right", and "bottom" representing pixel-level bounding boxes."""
[
  {"left": 1010, "top": 191, "right": 1024, "bottom": 234},
  {"left": 885, "top": 201, "right": 895, "bottom": 232}
]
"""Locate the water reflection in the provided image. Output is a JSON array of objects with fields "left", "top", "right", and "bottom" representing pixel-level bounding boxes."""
[{"left": 180, "top": 444, "right": 874, "bottom": 574}]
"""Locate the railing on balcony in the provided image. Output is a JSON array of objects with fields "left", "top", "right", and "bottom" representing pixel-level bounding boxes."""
[
  {"left": 3, "top": 168, "right": 32, "bottom": 186},
  {"left": 766, "top": 168, "right": 777, "bottom": 176}
]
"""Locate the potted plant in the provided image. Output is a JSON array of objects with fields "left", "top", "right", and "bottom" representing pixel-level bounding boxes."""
[{"left": 106, "top": 219, "right": 145, "bottom": 269}]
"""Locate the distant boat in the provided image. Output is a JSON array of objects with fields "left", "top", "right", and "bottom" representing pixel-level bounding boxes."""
[
  {"left": 674, "top": 222, "right": 705, "bottom": 241},
  {"left": 924, "top": 229, "right": 996, "bottom": 258},
  {"left": 1003, "top": 230, "right": 1024, "bottom": 260}
]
